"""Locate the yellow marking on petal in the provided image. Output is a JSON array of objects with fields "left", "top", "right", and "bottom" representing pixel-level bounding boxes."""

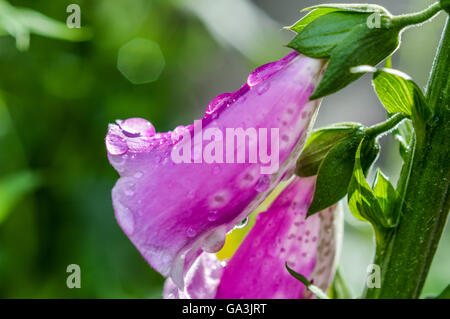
[{"left": 216, "top": 179, "right": 291, "bottom": 260}]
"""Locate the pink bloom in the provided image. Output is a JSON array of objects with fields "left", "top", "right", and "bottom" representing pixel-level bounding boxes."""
[
  {"left": 164, "top": 177, "right": 342, "bottom": 299},
  {"left": 105, "top": 52, "right": 324, "bottom": 287}
]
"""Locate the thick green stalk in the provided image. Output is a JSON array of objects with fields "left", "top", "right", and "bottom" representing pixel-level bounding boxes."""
[
  {"left": 392, "top": 2, "right": 442, "bottom": 29},
  {"left": 367, "top": 17, "right": 450, "bottom": 299},
  {"left": 365, "top": 113, "right": 407, "bottom": 139}
]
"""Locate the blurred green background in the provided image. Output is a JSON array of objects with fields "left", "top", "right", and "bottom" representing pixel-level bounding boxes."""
[{"left": 0, "top": 0, "right": 448, "bottom": 298}]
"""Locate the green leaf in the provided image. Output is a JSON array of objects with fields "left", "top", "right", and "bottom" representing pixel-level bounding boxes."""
[
  {"left": 285, "top": 263, "right": 329, "bottom": 299},
  {"left": 16, "top": 8, "right": 91, "bottom": 41},
  {"left": 384, "top": 56, "right": 392, "bottom": 68},
  {"left": 347, "top": 140, "right": 396, "bottom": 233},
  {"left": 347, "top": 140, "right": 382, "bottom": 224},
  {"left": 329, "top": 268, "right": 353, "bottom": 299},
  {"left": 288, "top": 11, "right": 369, "bottom": 58},
  {"left": 440, "top": 0, "right": 450, "bottom": 13},
  {"left": 0, "top": 0, "right": 90, "bottom": 51},
  {"left": 394, "top": 131, "right": 416, "bottom": 222},
  {"left": 0, "top": 171, "right": 40, "bottom": 224},
  {"left": 436, "top": 284, "right": 450, "bottom": 299},
  {"left": 307, "top": 134, "right": 363, "bottom": 215},
  {"left": 296, "top": 123, "right": 364, "bottom": 177},
  {"left": 360, "top": 137, "right": 380, "bottom": 173},
  {"left": 373, "top": 169, "right": 397, "bottom": 226},
  {"left": 373, "top": 68, "right": 431, "bottom": 120},
  {"left": 312, "top": 31, "right": 398, "bottom": 99},
  {"left": 0, "top": 0, "right": 29, "bottom": 50},
  {"left": 307, "top": 131, "right": 380, "bottom": 216},
  {"left": 392, "top": 118, "right": 414, "bottom": 161},
  {"left": 287, "top": 8, "right": 341, "bottom": 34},
  {"left": 310, "top": 25, "right": 399, "bottom": 99},
  {"left": 302, "top": 4, "right": 389, "bottom": 14}
]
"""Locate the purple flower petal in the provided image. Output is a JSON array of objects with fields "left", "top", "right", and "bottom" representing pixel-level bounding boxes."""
[
  {"left": 163, "top": 177, "right": 342, "bottom": 299},
  {"left": 106, "top": 52, "right": 324, "bottom": 287},
  {"left": 215, "top": 176, "right": 340, "bottom": 299},
  {"left": 163, "top": 253, "right": 224, "bottom": 299}
]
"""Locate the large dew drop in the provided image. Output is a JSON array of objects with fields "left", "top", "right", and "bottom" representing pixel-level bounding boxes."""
[
  {"left": 247, "top": 61, "right": 283, "bottom": 87},
  {"left": 117, "top": 118, "right": 156, "bottom": 138},
  {"left": 202, "top": 227, "right": 227, "bottom": 253},
  {"left": 206, "top": 93, "right": 232, "bottom": 115},
  {"left": 106, "top": 134, "right": 128, "bottom": 156}
]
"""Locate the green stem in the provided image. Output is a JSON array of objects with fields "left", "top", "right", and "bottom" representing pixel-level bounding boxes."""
[
  {"left": 365, "top": 113, "right": 407, "bottom": 138},
  {"left": 368, "top": 17, "right": 450, "bottom": 299},
  {"left": 392, "top": 2, "right": 442, "bottom": 29}
]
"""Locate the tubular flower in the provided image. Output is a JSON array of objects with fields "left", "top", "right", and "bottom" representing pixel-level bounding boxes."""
[
  {"left": 105, "top": 52, "right": 324, "bottom": 287},
  {"left": 163, "top": 176, "right": 342, "bottom": 299}
]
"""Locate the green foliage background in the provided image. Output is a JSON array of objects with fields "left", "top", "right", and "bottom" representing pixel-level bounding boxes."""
[{"left": 0, "top": 0, "right": 447, "bottom": 298}]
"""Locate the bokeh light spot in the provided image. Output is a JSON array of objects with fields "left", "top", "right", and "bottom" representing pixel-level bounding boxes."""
[{"left": 117, "top": 38, "right": 165, "bottom": 84}]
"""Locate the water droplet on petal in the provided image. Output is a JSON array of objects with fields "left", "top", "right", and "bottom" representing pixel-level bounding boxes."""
[
  {"left": 206, "top": 93, "right": 232, "bottom": 114},
  {"left": 117, "top": 118, "right": 156, "bottom": 138},
  {"left": 256, "top": 82, "right": 270, "bottom": 95},
  {"left": 186, "top": 227, "right": 196, "bottom": 238},
  {"left": 207, "top": 211, "right": 218, "bottom": 222},
  {"left": 255, "top": 175, "right": 271, "bottom": 192},
  {"left": 110, "top": 154, "right": 126, "bottom": 165},
  {"left": 134, "top": 171, "right": 143, "bottom": 179},
  {"left": 209, "top": 190, "right": 230, "bottom": 209},
  {"left": 247, "top": 61, "right": 283, "bottom": 86},
  {"left": 202, "top": 229, "right": 226, "bottom": 253},
  {"left": 106, "top": 134, "right": 128, "bottom": 155},
  {"left": 234, "top": 217, "right": 249, "bottom": 229},
  {"left": 171, "top": 126, "right": 188, "bottom": 142},
  {"left": 124, "top": 182, "right": 136, "bottom": 196}
]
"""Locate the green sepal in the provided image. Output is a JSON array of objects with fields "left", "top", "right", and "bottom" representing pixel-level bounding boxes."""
[
  {"left": 373, "top": 68, "right": 432, "bottom": 129},
  {"left": 302, "top": 4, "right": 389, "bottom": 14},
  {"left": 296, "top": 123, "right": 365, "bottom": 177},
  {"left": 392, "top": 118, "right": 414, "bottom": 161},
  {"left": 307, "top": 134, "right": 363, "bottom": 215},
  {"left": 307, "top": 130, "right": 380, "bottom": 216},
  {"left": 347, "top": 140, "right": 397, "bottom": 233},
  {"left": 373, "top": 169, "right": 398, "bottom": 226},
  {"left": 288, "top": 11, "right": 369, "bottom": 58},
  {"left": 287, "top": 8, "right": 341, "bottom": 34},
  {"left": 310, "top": 25, "right": 400, "bottom": 99},
  {"left": 360, "top": 137, "right": 381, "bottom": 173}
]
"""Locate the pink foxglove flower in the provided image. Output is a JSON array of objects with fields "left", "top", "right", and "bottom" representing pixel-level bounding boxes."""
[
  {"left": 163, "top": 176, "right": 342, "bottom": 299},
  {"left": 106, "top": 52, "right": 324, "bottom": 287}
]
